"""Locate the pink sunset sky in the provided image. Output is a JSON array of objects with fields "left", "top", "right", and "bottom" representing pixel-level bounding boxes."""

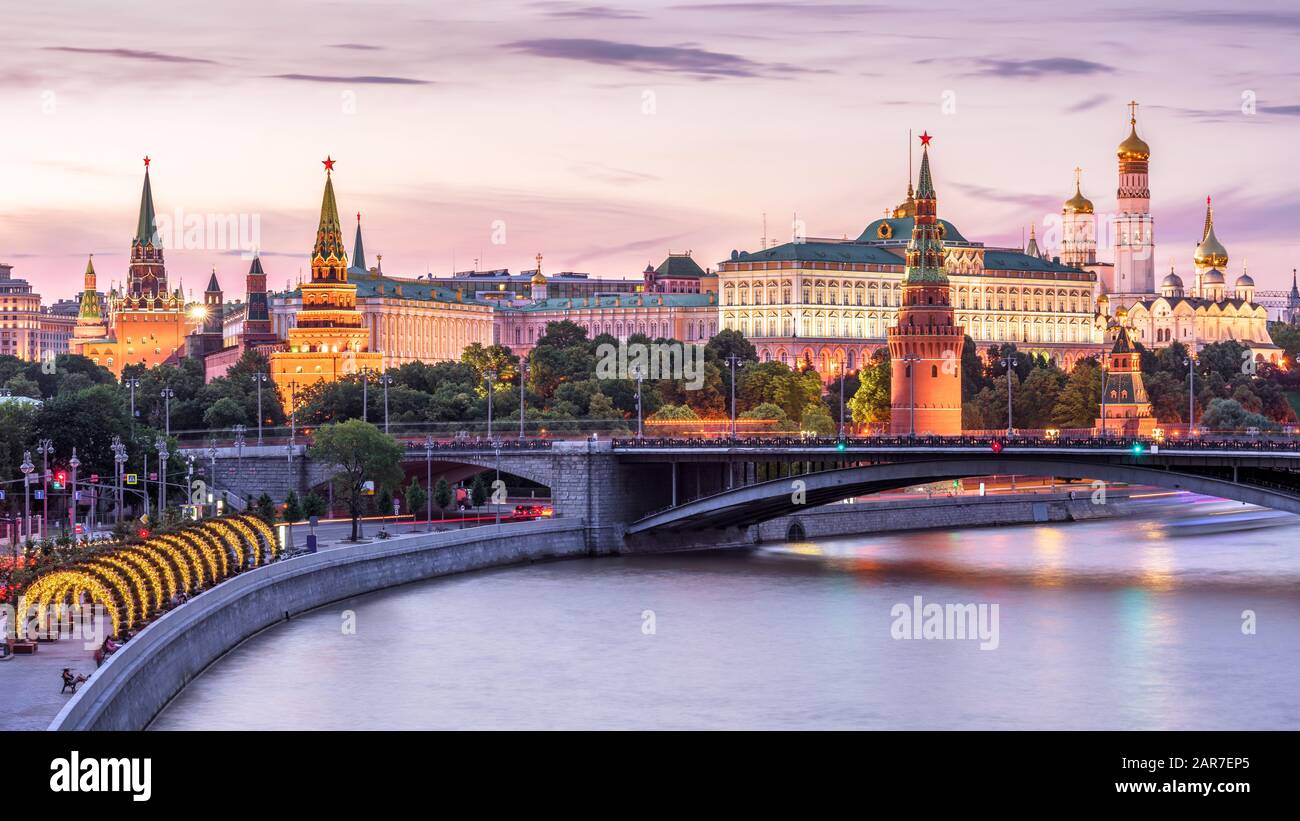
[{"left": 3, "top": 0, "right": 1299, "bottom": 301}]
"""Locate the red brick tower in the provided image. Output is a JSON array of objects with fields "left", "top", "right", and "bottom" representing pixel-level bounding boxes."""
[{"left": 887, "top": 133, "right": 964, "bottom": 434}]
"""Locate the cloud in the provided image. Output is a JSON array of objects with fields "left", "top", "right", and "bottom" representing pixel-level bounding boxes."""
[
  {"left": 1063, "top": 93, "right": 1110, "bottom": 113},
  {"left": 569, "top": 161, "right": 660, "bottom": 186},
  {"left": 534, "top": 3, "right": 647, "bottom": 19},
  {"left": 329, "top": 43, "right": 385, "bottom": 51},
  {"left": 1260, "top": 104, "right": 1300, "bottom": 116},
  {"left": 43, "top": 47, "right": 217, "bottom": 64},
  {"left": 672, "top": 2, "right": 887, "bottom": 15},
  {"left": 968, "top": 57, "right": 1114, "bottom": 77},
  {"left": 504, "top": 38, "right": 817, "bottom": 79},
  {"left": 266, "top": 73, "right": 432, "bottom": 85}
]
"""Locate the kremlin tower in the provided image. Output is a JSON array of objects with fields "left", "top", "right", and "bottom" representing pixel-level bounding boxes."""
[
  {"left": 73, "top": 158, "right": 196, "bottom": 375},
  {"left": 1095, "top": 325, "right": 1156, "bottom": 436},
  {"left": 73, "top": 256, "right": 107, "bottom": 345},
  {"left": 1193, "top": 196, "right": 1229, "bottom": 299},
  {"left": 1060, "top": 168, "right": 1096, "bottom": 267},
  {"left": 1112, "top": 102, "right": 1156, "bottom": 303},
  {"left": 242, "top": 255, "right": 277, "bottom": 346},
  {"left": 269, "top": 157, "right": 381, "bottom": 409},
  {"left": 187, "top": 269, "right": 225, "bottom": 358},
  {"left": 887, "top": 133, "right": 964, "bottom": 435}
]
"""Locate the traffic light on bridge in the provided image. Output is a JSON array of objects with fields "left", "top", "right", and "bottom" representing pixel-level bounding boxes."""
[{"left": 53, "top": 470, "right": 67, "bottom": 490}]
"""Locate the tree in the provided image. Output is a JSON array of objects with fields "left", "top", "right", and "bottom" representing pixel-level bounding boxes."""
[
  {"left": 800, "top": 402, "right": 836, "bottom": 436},
  {"left": 1201, "top": 398, "right": 1279, "bottom": 432},
  {"left": 254, "top": 493, "right": 278, "bottom": 525},
  {"left": 1015, "top": 367, "right": 1066, "bottom": 428},
  {"left": 282, "top": 490, "right": 304, "bottom": 524},
  {"left": 1052, "top": 359, "right": 1102, "bottom": 428},
  {"left": 203, "top": 397, "right": 247, "bottom": 429},
  {"left": 308, "top": 420, "right": 404, "bottom": 541},
  {"left": 302, "top": 492, "right": 327, "bottom": 520},
  {"left": 648, "top": 403, "right": 698, "bottom": 420},
  {"left": 470, "top": 472, "right": 489, "bottom": 507},
  {"left": 405, "top": 479, "right": 427, "bottom": 522},
  {"left": 739, "top": 402, "right": 793, "bottom": 431},
  {"left": 433, "top": 478, "right": 453, "bottom": 519},
  {"left": 849, "top": 355, "right": 891, "bottom": 430}
]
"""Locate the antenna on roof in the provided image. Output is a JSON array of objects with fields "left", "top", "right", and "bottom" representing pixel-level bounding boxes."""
[
  {"left": 908, "top": 128, "right": 913, "bottom": 190},
  {"left": 761, "top": 211, "right": 767, "bottom": 250}
]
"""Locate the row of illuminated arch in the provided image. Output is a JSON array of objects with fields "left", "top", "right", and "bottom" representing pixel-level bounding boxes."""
[
  {"left": 720, "top": 279, "right": 1095, "bottom": 313},
  {"left": 21, "top": 515, "right": 279, "bottom": 638}
]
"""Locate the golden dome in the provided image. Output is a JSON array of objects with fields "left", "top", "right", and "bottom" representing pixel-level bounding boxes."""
[
  {"left": 1063, "top": 180, "right": 1094, "bottom": 214},
  {"left": 530, "top": 270, "right": 547, "bottom": 285},
  {"left": 1194, "top": 198, "right": 1228, "bottom": 268},
  {"left": 1117, "top": 121, "right": 1150, "bottom": 161}
]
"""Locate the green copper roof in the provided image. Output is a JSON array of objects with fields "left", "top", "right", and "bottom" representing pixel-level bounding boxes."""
[
  {"left": 313, "top": 172, "right": 347, "bottom": 263},
  {"left": 135, "top": 168, "right": 158, "bottom": 245},
  {"left": 655, "top": 254, "right": 706, "bottom": 279},
  {"left": 857, "top": 217, "right": 967, "bottom": 244},
  {"left": 982, "top": 250, "right": 1079, "bottom": 273},
  {"left": 509, "top": 293, "right": 715, "bottom": 312},
  {"left": 916, "top": 145, "right": 935, "bottom": 199},
  {"left": 350, "top": 217, "right": 367, "bottom": 273},
  {"left": 728, "top": 241, "right": 904, "bottom": 266},
  {"left": 78, "top": 257, "right": 101, "bottom": 321}
]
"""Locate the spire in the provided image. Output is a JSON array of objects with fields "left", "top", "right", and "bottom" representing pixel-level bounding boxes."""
[
  {"left": 1194, "top": 195, "right": 1228, "bottom": 268},
  {"left": 135, "top": 158, "right": 158, "bottom": 246},
  {"left": 206, "top": 267, "right": 221, "bottom": 293},
  {"left": 1025, "top": 225, "right": 1041, "bottom": 258},
  {"left": 312, "top": 157, "right": 348, "bottom": 269},
  {"left": 249, "top": 255, "right": 264, "bottom": 276},
  {"left": 351, "top": 212, "right": 367, "bottom": 272},
  {"left": 915, "top": 132, "right": 935, "bottom": 199},
  {"left": 1202, "top": 195, "right": 1214, "bottom": 240},
  {"left": 902, "top": 132, "right": 946, "bottom": 285},
  {"left": 77, "top": 255, "right": 101, "bottom": 322}
]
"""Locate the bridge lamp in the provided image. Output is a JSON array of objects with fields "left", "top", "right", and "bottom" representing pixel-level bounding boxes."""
[
  {"left": 835, "top": 441, "right": 846, "bottom": 452},
  {"left": 1131, "top": 442, "right": 1144, "bottom": 456}
]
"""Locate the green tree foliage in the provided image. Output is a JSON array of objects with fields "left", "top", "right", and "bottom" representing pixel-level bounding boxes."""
[
  {"left": 405, "top": 479, "right": 427, "bottom": 520},
  {"left": 800, "top": 402, "right": 836, "bottom": 436},
  {"left": 433, "top": 478, "right": 453, "bottom": 518},
  {"left": 302, "top": 492, "right": 327, "bottom": 520},
  {"left": 470, "top": 472, "right": 489, "bottom": 507},
  {"left": 849, "top": 354, "right": 891, "bottom": 430},
  {"left": 1051, "top": 359, "right": 1102, "bottom": 428},
  {"left": 648, "top": 403, "right": 698, "bottom": 420},
  {"left": 282, "top": 490, "right": 304, "bottom": 523},
  {"left": 739, "top": 402, "right": 794, "bottom": 431},
  {"left": 308, "top": 420, "right": 404, "bottom": 540},
  {"left": 1201, "top": 398, "right": 1279, "bottom": 432},
  {"left": 254, "top": 493, "right": 278, "bottom": 524}
]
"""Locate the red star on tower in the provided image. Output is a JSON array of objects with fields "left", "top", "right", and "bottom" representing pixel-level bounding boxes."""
[
  {"left": 919, "top": 131, "right": 932, "bottom": 146},
  {"left": 322, "top": 156, "right": 336, "bottom": 172},
  {"left": 143, "top": 155, "right": 151, "bottom": 167}
]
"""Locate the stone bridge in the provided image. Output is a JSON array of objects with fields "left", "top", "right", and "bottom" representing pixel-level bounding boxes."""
[{"left": 182, "top": 435, "right": 1300, "bottom": 553}]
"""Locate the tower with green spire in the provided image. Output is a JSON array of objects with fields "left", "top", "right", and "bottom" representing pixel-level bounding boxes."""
[
  {"left": 128, "top": 156, "right": 167, "bottom": 303},
  {"left": 887, "top": 133, "right": 964, "bottom": 435},
  {"left": 73, "top": 255, "right": 107, "bottom": 343},
  {"left": 349, "top": 212, "right": 369, "bottom": 275},
  {"left": 271, "top": 157, "right": 381, "bottom": 410}
]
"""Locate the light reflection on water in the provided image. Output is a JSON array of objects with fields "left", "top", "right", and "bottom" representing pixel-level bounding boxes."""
[{"left": 153, "top": 515, "right": 1300, "bottom": 730}]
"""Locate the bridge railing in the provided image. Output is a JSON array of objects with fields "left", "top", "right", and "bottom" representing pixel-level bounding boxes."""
[{"left": 611, "top": 434, "right": 1300, "bottom": 453}]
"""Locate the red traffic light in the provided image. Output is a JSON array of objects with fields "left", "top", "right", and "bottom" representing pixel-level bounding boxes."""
[
  {"left": 55, "top": 470, "right": 68, "bottom": 484},
  {"left": 990, "top": 441, "right": 1004, "bottom": 454},
  {"left": 137, "top": 527, "right": 151, "bottom": 539}
]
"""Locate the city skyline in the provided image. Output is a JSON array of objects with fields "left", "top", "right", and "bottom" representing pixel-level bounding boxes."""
[{"left": 4, "top": 0, "right": 1300, "bottom": 300}]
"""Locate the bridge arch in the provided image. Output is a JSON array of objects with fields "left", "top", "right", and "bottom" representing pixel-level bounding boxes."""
[{"left": 628, "top": 457, "right": 1300, "bottom": 533}]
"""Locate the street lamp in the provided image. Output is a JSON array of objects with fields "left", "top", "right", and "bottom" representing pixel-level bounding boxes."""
[
  {"left": 999, "top": 352, "right": 1018, "bottom": 436},
  {"left": 288, "top": 381, "right": 298, "bottom": 466},
  {"left": 111, "top": 436, "right": 127, "bottom": 524},
  {"left": 19, "top": 451, "right": 33, "bottom": 546},
  {"left": 124, "top": 378, "right": 141, "bottom": 420},
  {"left": 518, "top": 361, "right": 528, "bottom": 441},
  {"left": 68, "top": 447, "right": 80, "bottom": 538},
  {"left": 632, "top": 364, "right": 645, "bottom": 439},
  {"left": 379, "top": 373, "right": 393, "bottom": 433},
  {"left": 160, "top": 388, "right": 176, "bottom": 436},
  {"left": 902, "top": 353, "right": 920, "bottom": 437},
  {"left": 1099, "top": 357, "right": 1109, "bottom": 438},
  {"left": 1183, "top": 355, "right": 1196, "bottom": 437},
  {"left": 725, "top": 354, "right": 744, "bottom": 439},
  {"left": 155, "top": 437, "right": 169, "bottom": 516},
  {"left": 37, "top": 438, "right": 52, "bottom": 539},
  {"left": 486, "top": 369, "right": 497, "bottom": 441},
  {"left": 254, "top": 373, "right": 269, "bottom": 444},
  {"left": 233, "top": 424, "right": 246, "bottom": 473},
  {"left": 836, "top": 359, "right": 846, "bottom": 439},
  {"left": 207, "top": 438, "right": 219, "bottom": 511},
  {"left": 359, "top": 367, "right": 369, "bottom": 423},
  {"left": 423, "top": 434, "right": 434, "bottom": 532}
]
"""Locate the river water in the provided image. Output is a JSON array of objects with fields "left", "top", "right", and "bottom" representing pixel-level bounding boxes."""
[{"left": 153, "top": 498, "right": 1300, "bottom": 730}]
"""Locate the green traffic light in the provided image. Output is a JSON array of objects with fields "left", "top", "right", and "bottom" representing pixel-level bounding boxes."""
[{"left": 1131, "top": 442, "right": 1144, "bottom": 455}]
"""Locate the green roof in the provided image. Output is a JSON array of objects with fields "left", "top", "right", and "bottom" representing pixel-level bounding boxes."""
[
  {"left": 135, "top": 168, "right": 158, "bottom": 246},
  {"left": 727, "top": 241, "right": 904, "bottom": 266},
  {"left": 655, "top": 254, "right": 706, "bottom": 279},
  {"left": 982, "top": 250, "right": 1079, "bottom": 274},
  {"left": 857, "top": 217, "right": 967, "bottom": 244}
]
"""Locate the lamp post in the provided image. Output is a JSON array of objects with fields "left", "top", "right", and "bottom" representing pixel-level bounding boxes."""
[
  {"left": 288, "top": 381, "right": 298, "bottom": 467},
  {"left": 233, "top": 424, "right": 246, "bottom": 474},
  {"left": 111, "top": 436, "right": 127, "bottom": 524},
  {"left": 423, "top": 434, "right": 434, "bottom": 532},
  {"left": 360, "top": 368, "right": 369, "bottom": 423},
  {"left": 1183, "top": 355, "right": 1196, "bottom": 437},
  {"left": 1099, "top": 357, "right": 1109, "bottom": 438},
  {"left": 185, "top": 455, "right": 195, "bottom": 520},
  {"left": 518, "top": 361, "right": 528, "bottom": 441},
  {"left": 999, "top": 352, "right": 1018, "bottom": 436},
  {"left": 20, "top": 451, "right": 33, "bottom": 546},
  {"left": 633, "top": 364, "right": 645, "bottom": 439},
  {"left": 486, "top": 369, "right": 497, "bottom": 441},
  {"left": 837, "top": 360, "right": 846, "bottom": 439},
  {"left": 902, "top": 353, "right": 920, "bottom": 437},
  {"left": 37, "top": 438, "right": 52, "bottom": 539},
  {"left": 156, "top": 438, "right": 169, "bottom": 517},
  {"left": 379, "top": 374, "right": 393, "bottom": 433},
  {"left": 725, "top": 354, "right": 743, "bottom": 439},
  {"left": 160, "top": 388, "right": 175, "bottom": 436},
  {"left": 254, "top": 373, "right": 269, "bottom": 445},
  {"left": 68, "top": 447, "right": 80, "bottom": 539},
  {"left": 124, "top": 378, "right": 140, "bottom": 420},
  {"left": 207, "top": 438, "right": 219, "bottom": 513}
]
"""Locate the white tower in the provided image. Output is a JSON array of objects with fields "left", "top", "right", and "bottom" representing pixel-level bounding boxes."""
[
  {"left": 1061, "top": 167, "right": 1096, "bottom": 267},
  {"left": 1114, "top": 101, "right": 1155, "bottom": 300}
]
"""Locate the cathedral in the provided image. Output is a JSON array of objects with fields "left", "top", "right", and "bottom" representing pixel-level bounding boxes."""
[
  {"left": 74, "top": 159, "right": 199, "bottom": 375},
  {"left": 1078, "top": 106, "right": 1280, "bottom": 363}
]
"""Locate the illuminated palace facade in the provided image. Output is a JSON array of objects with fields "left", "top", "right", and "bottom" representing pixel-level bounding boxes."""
[
  {"left": 717, "top": 185, "right": 1104, "bottom": 377},
  {"left": 74, "top": 160, "right": 199, "bottom": 375}
]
